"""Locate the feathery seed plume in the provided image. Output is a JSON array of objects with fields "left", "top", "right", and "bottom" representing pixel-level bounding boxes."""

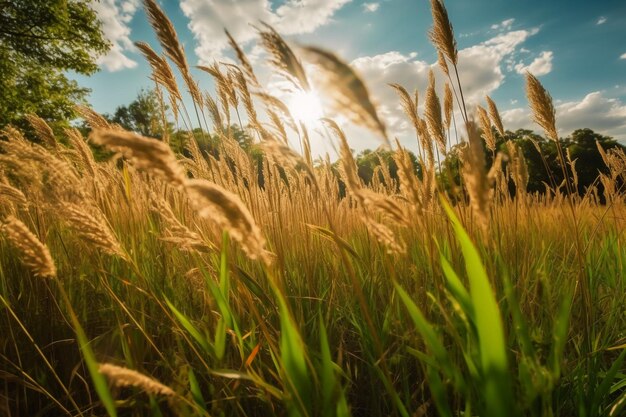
[
  {"left": 429, "top": 0, "right": 458, "bottom": 65},
  {"left": 486, "top": 95, "right": 505, "bottom": 136},
  {"left": 90, "top": 129, "right": 186, "bottom": 187},
  {"left": 25, "top": 114, "right": 57, "bottom": 149},
  {"left": 525, "top": 73, "right": 558, "bottom": 141},
  {"left": 98, "top": 363, "right": 174, "bottom": 396},
  {"left": 1, "top": 216, "right": 56, "bottom": 278},
  {"left": 185, "top": 179, "right": 268, "bottom": 263}
]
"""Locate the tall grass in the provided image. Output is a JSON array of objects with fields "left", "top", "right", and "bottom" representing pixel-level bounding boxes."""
[{"left": 1, "top": 0, "right": 625, "bottom": 416}]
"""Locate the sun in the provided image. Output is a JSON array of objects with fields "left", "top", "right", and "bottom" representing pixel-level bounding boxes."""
[{"left": 287, "top": 89, "right": 323, "bottom": 125}]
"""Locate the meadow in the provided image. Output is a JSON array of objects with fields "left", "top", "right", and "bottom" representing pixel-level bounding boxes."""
[{"left": 1, "top": 0, "right": 625, "bottom": 416}]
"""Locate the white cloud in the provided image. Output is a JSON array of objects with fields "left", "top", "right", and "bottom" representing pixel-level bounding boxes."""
[
  {"left": 502, "top": 91, "right": 626, "bottom": 140},
  {"left": 491, "top": 18, "right": 515, "bottom": 31},
  {"left": 347, "top": 26, "right": 541, "bottom": 142},
  {"left": 596, "top": 16, "right": 607, "bottom": 25},
  {"left": 91, "top": 0, "right": 139, "bottom": 71},
  {"left": 620, "top": 52, "right": 626, "bottom": 60},
  {"left": 180, "top": 0, "right": 351, "bottom": 65},
  {"left": 514, "top": 51, "right": 553, "bottom": 76},
  {"left": 363, "top": 2, "right": 380, "bottom": 12}
]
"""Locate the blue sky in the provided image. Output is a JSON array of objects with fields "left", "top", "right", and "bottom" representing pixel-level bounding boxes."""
[{"left": 79, "top": 0, "right": 626, "bottom": 154}]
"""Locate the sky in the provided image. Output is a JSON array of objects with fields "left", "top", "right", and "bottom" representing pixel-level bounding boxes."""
[{"left": 77, "top": 0, "right": 626, "bottom": 156}]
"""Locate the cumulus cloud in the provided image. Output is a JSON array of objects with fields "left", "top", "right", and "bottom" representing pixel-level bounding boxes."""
[
  {"left": 363, "top": 2, "right": 380, "bottom": 13},
  {"left": 596, "top": 16, "right": 607, "bottom": 25},
  {"left": 179, "top": 0, "right": 351, "bottom": 64},
  {"left": 514, "top": 51, "right": 553, "bottom": 76},
  {"left": 491, "top": 18, "right": 515, "bottom": 31},
  {"left": 91, "top": 0, "right": 139, "bottom": 71},
  {"left": 339, "top": 24, "right": 546, "bottom": 147},
  {"left": 621, "top": 53, "right": 626, "bottom": 60},
  {"left": 502, "top": 91, "right": 626, "bottom": 140}
]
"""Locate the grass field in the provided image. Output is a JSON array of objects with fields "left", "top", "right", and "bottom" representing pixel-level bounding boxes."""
[{"left": 1, "top": 0, "right": 625, "bottom": 416}]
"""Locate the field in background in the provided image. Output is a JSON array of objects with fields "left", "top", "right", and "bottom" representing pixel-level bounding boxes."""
[{"left": 1, "top": 0, "right": 625, "bottom": 416}]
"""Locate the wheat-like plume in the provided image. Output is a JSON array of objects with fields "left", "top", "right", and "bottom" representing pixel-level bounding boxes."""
[
  {"left": 59, "top": 202, "right": 125, "bottom": 257},
  {"left": 0, "top": 182, "right": 28, "bottom": 208},
  {"left": 25, "top": 114, "right": 57, "bottom": 149},
  {"left": 525, "top": 73, "right": 558, "bottom": 141},
  {"left": 303, "top": 47, "right": 389, "bottom": 146},
  {"left": 150, "top": 194, "right": 210, "bottom": 252},
  {"left": 185, "top": 179, "right": 268, "bottom": 263},
  {"left": 134, "top": 41, "right": 182, "bottom": 120},
  {"left": 506, "top": 141, "right": 529, "bottom": 195},
  {"left": 65, "top": 128, "right": 97, "bottom": 179},
  {"left": 425, "top": 70, "right": 446, "bottom": 154},
  {"left": 429, "top": 0, "right": 458, "bottom": 66},
  {"left": 444, "top": 83, "right": 453, "bottom": 130},
  {"left": 98, "top": 363, "right": 174, "bottom": 396},
  {"left": 390, "top": 84, "right": 419, "bottom": 131},
  {"left": 477, "top": 105, "right": 496, "bottom": 152},
  {"left": 143, "top": 0, "right": 201, "bottom": 104},
  {"left": 1, "top": 216, "right": 56, "bottom": 278},
  {"left": 90, "top": 129, "right": 186, "bottom": 187},
  {"left": 225, "top": 29, "right": 260, "bottom": 87},
  {"left": 461, "top": 121, "right": 492, "bottom": 230},
  {"left": 75, "top": 105, "right": 119, "bottom": 131},
  {"left": 258, "top": 23, "right": 310, "bottom": 91},
  {"left": 486, "top": 95, "right": 504, "bottom": 136}
]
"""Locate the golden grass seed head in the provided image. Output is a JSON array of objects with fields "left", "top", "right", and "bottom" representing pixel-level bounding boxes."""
[
  {"left": 98, "top": 363, "right": 175, "bottom": 397},
  {"left": 1, "top": 216, "right": 56, "bottom": 278}
]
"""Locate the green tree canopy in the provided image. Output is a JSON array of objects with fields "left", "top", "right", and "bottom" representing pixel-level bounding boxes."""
[{"left": 0, "top": 0, "right": 109, "bottom": 130}]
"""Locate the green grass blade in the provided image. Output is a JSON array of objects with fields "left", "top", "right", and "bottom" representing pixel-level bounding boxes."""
[
  {"left": 165, "top": 297, "right": 213, "bottom": 356},
  {"left": 440, "top": 197, "right": 515, "bottom": 417}
]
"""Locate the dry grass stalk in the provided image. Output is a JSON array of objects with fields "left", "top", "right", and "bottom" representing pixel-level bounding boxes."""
[
  {"left": 135, "top": 41, "right": 181, "bottom": 120},
  {"left": 444, "top": 83, "right": 453, "bottom": 130},
  {"left": 75, "top": 105, "right": 118, "bottom": 131},
  {"left": 438, "top": 51, "right": 450, "bottom": 77},
  {"left": 25, "top": 114, "right": 57, "bottom": 149},
  {"left": 506, "top": 141, "right": 529, "bottom": 195},
  {"left": 143, "top": 0, "right": 201, "bottom": 104},
  {"left": 417, "top": 118, "right": 435, "bottom": 167},
  {"left": 425, "top": 70, "right": 446, "bottom": 154},
  {"left": 597, "top": 142, "right": 626, "bottom": 180},
  {"left": 258, "top": 23, "right": 310, "bottom": 91},
  {"left": 260, "top": 139, "right": 315, "bottom": 183},
  {"left": 486, "top": 95, "right": 505, "bottom": 136},
  {"left": 303, "top": 47, "right": 389, "bottom": 146},
  {"left": 429, "top": 0, "right": 458, "bottom": 66},
  {"left": 525, "top": 73, "right": 558, "bottom": 141},
  {"left": 390, "top": 83, "right": 419, "bottom": 131},
  {"left": 205, "top": 93, "right": 224, "bottom": 134},
  {"left": 65, "top": 128, "right": 97, "bottom": 179},
  {"left": 225, "top": 29, "right": 260, "bottom": 87},
  {"left": 1, "top": 137, "right": 83, "bottom": 201},
  {"left": 198, "top": 64, "right": 234, "bottom": 126},
  {"left": 232, "top": 69, "right": 259, "bottom": 128},
  {"left": 0, "top": 183, "right": 28, "bottom": 208},
  {"left": 150, "top": 195, "right": 210, "bottom": 252},
  {"left": 98, "top": 363, "right": 174, "bottom": 396},
  {"left": 477, "top": 105, "right": 496, "bottom": 152},
  {"left": 566, "top": 148, "right": 579, "bottom": 191},
  {"left": 254, "top": 92, "right": 298, "bottom": 133},
  {"left": 1, "top": 216, "right": 56, "bottom": 278},
  {"left": 185, "top": 179, "right": 268, "bottom": 263},
  {"left": 393, "top": 142, "right": 422, "bottom": 209},
  {"left": 59, "top": 202, "right": 125, "bottom": 257},
  {"left": 90, "top": 129, "right": 186, "bottom": 187},
  {"left": 461, "top": 121, "right": 493, "bottom": 230}
]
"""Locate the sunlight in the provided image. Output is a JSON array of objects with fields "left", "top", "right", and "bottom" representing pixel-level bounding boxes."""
[{"left": 287, "top": 89, "right": 323, "bottom": 124}]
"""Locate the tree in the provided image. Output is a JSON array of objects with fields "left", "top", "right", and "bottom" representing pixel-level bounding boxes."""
[
  {"left": 111, "top": 89, "right": 169, "bottom": 138},
  {"left": 0, "top": 0, "right": 109, "bottom": 130}
]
